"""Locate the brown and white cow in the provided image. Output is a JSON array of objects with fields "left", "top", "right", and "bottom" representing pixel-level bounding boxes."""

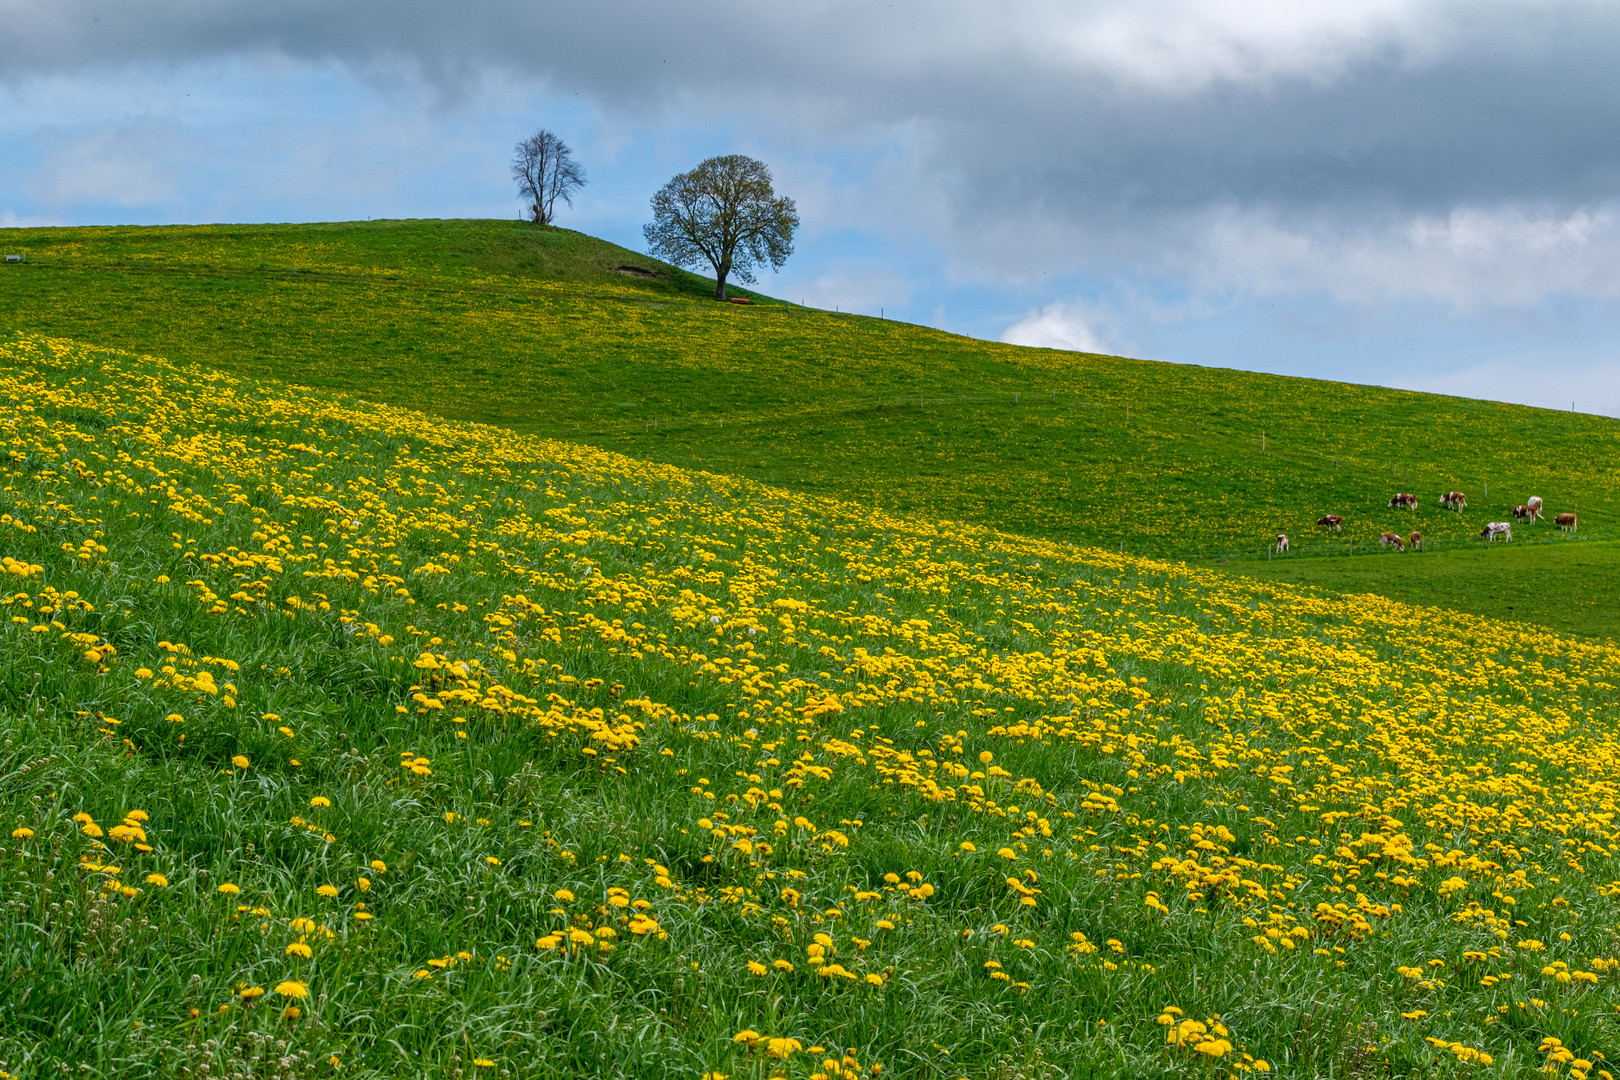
[
  {"left": 1513, "top": 504, "right": 1535, "bottom": 523},
  {"left": 1480, "top": 522, "right": 1513, "bottom": 542},
  {"left": 1388, "top": 493, "right": 1418, "bottom": 511},
  {"left": 1317, "top": 514, "right": 1344, "bottom": 533},
  {"left": 1556, "top": 512, "right": 1578, "bottom": 533},
  {"left": 1439, "top": 491, "right": 1467, "bottom": 511},
  {"left": 1379, "top": 531, "right": 1406, "bottom": 550},
  {"left": 1274, "top": 534, "right": 1290, "bottom": 553},
  {"left": 1526, "top": 495, "right": 1544, "bottom": 521},
  {"left": 1408, "top": 531, "right": 1423, "bottom": 551}
]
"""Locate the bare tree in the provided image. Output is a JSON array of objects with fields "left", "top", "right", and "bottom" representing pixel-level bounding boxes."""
[
  {"left": 511, "top": 130, "right": 586, "bottom": 225},
  {"left": 643, "top": 155, "right": 798, "bottom": 300}
]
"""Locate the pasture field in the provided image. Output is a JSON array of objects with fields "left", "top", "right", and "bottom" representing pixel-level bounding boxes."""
[
  {"left": 1237, "top": 540, "right": 1620, "bottom": 643},
  {"left": 6, "top": 332, "right": 1620, "bottom": 1077},
  {"left": 1, "top": 220, "right": 1615, "bottom": 579}
]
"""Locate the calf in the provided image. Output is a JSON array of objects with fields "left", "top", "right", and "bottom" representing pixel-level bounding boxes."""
[
  {"left": 1408, "top": 531, "right": 1423, "bottom": 551},
  {"left": 1317, "top": 514, "right": 1344, "bottom": 533},
  {"left": 1388, "top": 493, "right": 1417, "bottom": 510},
  {"left": 1556, "top": 512, "right": 1578, "bottom": 533},
  {"left": 1379, "top": 531, "right": 1406, "bottom": 550},
  {"left": 1274, "top": 533, "right": 1290, "bottom": 553},
  {"left": 1526, "top": 495, "right": 1544, "bottom": 521},
  {"left": 1480, "top": 522, "right": 1513, "bottom": 542},
  {"left": 1439, "top": 491, "right": 1466, "bottom": 511},
  {"left": 1513, "top": 504, "right": 1534, "bottom": 523}
]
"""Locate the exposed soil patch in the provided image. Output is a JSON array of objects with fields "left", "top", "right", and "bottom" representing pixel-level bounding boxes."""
[{"left": 615, "top": 265, "right": 659, "bottom": 279}]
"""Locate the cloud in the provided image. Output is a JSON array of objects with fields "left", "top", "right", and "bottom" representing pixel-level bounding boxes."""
[
  {"left": 1001, "top": 301, "right": 1112, "bottom": 354},
  {"left": 1183, "top": 202, "right": 1620, "bottom": 309}
]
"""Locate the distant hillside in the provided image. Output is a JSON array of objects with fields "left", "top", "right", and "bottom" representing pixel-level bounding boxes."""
[{"left": 3, "top": 218, "right": 1617, "bottom": 635}]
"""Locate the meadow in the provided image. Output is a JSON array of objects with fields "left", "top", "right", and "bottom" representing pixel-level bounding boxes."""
[
  {"left": 2, "top": 220, "right": 1617, "bottom": 640},
  {"left": 5, "top": 331, "right": 1620, "bottom": 1077}
]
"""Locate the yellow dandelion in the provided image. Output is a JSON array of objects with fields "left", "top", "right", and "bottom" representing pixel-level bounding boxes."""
[
  {"left": 273, "top": 980, "right": 308, "bottom": 999},
  {"left": 230, "top": 755, "right": 249, "bottom": 769},
  {"left": 218, "top": 883, "right": 240, "bottom": 895},
  {"left": 316, "top": 884, "right": 339, "bottom": 898},
  {"left": 286, "top": 943, "right": 312, "bottom": 958},
  {"left": 145, "top": 872, "right": 169, "bottom": 888}
]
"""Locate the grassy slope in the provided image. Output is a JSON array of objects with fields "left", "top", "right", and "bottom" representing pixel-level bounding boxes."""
[
  {"left": 8, "top": 334, "right": 1620, "bottom": 1077},
  {"left": 1239, "top": 539, "right": 1620, "bottom": 642},
  {"left": 2, "top": 218, "right": 1617, "bottom": 637}
]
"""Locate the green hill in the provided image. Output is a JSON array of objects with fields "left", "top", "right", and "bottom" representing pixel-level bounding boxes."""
[
  {"left": 6, "top": 333, "right": 1620, "bottom": 1075},
  {"left": 3, "top": 218, "right": 1617, "bottom": 637}
]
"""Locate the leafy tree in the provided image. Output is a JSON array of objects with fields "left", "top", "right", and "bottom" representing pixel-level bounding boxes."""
[
  {"left": 643, "top": 155, "right": 799, "bottom": 300},
  {"left": 512, "top": 130, "right": 585, "bottom": 225}
]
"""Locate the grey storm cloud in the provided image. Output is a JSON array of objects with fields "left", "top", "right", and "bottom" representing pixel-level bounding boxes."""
[{"left": 8, "top": 0, "right": 1620, "bottom": 302}]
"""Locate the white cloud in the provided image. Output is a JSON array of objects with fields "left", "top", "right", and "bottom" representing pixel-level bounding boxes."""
[
  {"left": 1184, "top": 203, "right": 1620, "bottom": 309},
  {"left": 1043, "top": 0, "right": 1447, "bottom": 94},
  {"left": 1001, "top": 301, "right": 1111, "bottom": 354}
]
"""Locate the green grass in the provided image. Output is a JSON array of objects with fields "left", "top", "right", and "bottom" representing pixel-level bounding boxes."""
[
  {"left": 2, "top": 218, "right": 1618, "bottom": 639},
  {"left": 7, "top": 334, "right": 1620, "bottom": 1077},
  {"left": 1233, "top": 537, "right": 1620, "bottom": 641}
]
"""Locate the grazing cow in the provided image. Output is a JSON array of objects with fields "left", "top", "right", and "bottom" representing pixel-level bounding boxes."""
[
  {"left": 1526, "top": 496, "right": 1545, "bottom": 521},
  {"left": 1513, "top": 504, "right": 1535, "bottom": 523},
  {"left": 1379, "top": 531, "right": 1406, "bottom": 550},
  {"left": 1480, "top": 522, "right": 1513, "bottom": 542},
  {"left": 1556, "top": 512, "right": 1578, "bottom": 533},
  {"left": 1274, "top": 533, "right": 1290, "bottom": 553},
  {"left": 1388, "top": 493, "right": 1417, "bottom": 510},
  {"left": 1317, "top": 514, "right": 1344, "bottom": 533},
  {"left": 1409, "top": 531, "right": 1423, "bottom": 551},
  {"left": 1439, "top": 491, "right": 1467, "bottom": 511}
]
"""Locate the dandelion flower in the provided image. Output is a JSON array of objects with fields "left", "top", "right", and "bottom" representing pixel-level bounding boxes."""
[
  {"left": 231, "top": 755, "right": 250, "bottom": 769},
  {"left": 316, "top": 884, "right": 339, "bottom": 898},
  {"left": 145, "top": 872, "right": 169, "bottom": 887},
  {"left": 485, "top": 856, "right": 501, "bottom": 866},
  {"left": 554, "top": 888, "right": 575, "bottom": 902},
  {"left": 309, "top": 796, "right": 331, "bottom": 808},
  {"left": 357, "top": 876, "right": 371, "bottom": 892},
  {"left": 286, "top": 943, "right": 312, "bottom": 958},
  {"left": 273, "top": 980, "right": 308, "bottom": 999},
  {"left": 473, "top": 1060, "right": 495, "bottom": 1068},
  {"left": 11, "top": 827, "right": 33, "bottom": 839},
  {"left": 997, "top": 847, "right": 1017, "bottom": 860},
  {"left": 747, "top": 961, "right": 768, "bottom": 976},
  {"left": 218, "top": 883, "right": 240, "bottom": 895},
  {"left": 370, "top": 859, "right": 387, "bottom": 874}
]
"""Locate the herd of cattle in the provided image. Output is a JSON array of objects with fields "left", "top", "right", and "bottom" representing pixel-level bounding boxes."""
[{"left": 1273, "top": 492, "right": 1578, "bottom": 554}]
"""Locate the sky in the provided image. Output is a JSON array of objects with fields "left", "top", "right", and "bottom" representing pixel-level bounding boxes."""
[{"left": 4, "top": 1, "right": 1620, "bottom": 415}]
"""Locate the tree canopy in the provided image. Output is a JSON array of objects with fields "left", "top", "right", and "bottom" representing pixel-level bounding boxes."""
[{"left": 643, "top": 155, "right": 798, "bottom": 300}]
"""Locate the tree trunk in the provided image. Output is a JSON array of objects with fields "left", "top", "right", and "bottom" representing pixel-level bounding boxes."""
[{"left": 714, "top": 265, "right": 729, "bottom": 300}]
